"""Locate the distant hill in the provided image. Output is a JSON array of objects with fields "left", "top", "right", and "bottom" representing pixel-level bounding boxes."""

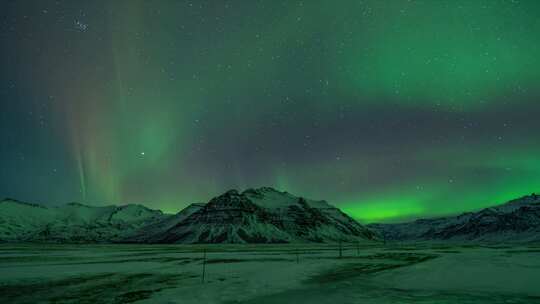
[
  {"left": 368, "top": 194, "right": 540, "bottom": 243},
  {"left": 0, "top": 187, "right": 377, "bottom": 244}
]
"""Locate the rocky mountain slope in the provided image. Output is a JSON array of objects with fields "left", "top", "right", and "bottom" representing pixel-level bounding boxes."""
[
  {"left": 151, "top": 187, "right": 376, "bottom": 243},
  {"left": 368, "top": 194, "right": 540, "bottom": 242}
]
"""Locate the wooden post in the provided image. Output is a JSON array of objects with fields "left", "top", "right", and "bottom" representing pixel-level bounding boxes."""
[{"left": 202, "top": 248, "right": 207, "bottom": 283}]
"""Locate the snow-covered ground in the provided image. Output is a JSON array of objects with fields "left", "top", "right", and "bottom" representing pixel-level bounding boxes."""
[{"left": 1, "top": 243, "right": 539, "bottom": 303}]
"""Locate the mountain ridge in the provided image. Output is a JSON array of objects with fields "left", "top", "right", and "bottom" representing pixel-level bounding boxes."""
[
  {"left": 4, "top": 190, "right": 540, "bottom": 244},
  {"left": 368, "top": 193, "right": 540, "bottom": 243},
  {"left": 0, "top": 187, "right": 376, "bottom": 244}
]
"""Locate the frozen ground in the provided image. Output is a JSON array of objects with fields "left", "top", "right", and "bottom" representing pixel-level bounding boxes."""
[{"left": 1, "top": 243, "right": 540, "bottom": 303}]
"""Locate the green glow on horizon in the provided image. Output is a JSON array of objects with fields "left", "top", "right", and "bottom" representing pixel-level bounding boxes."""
[
  {"left": 342, "top": 170, "right": 540, "bottom": 223},
  {"left": 342, "top": 199, "right": 426, "bottom": 223}
]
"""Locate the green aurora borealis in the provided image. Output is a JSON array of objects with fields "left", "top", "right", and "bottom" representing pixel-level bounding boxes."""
[{"left": 2, "top": 0, "right": 540, "bottom": 223}]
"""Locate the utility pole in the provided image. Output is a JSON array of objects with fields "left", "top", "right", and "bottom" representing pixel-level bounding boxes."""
[{"left": 201, "top": 248, "right": 207, "bottom": 283}]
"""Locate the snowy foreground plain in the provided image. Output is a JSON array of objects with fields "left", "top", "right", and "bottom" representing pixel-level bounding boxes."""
[{"left": 1, "top": 243, "right": 540, "bottom": 304}]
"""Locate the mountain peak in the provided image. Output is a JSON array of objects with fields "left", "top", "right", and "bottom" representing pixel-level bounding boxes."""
[
  {"left": 66, "top": 202, "right": 91, "bottom": 208},
  {"left": 153, "top": 188, "right": 376, "bottom": 244},
  {"left": 257, "top": 186, "right": 281, "bottom": 193},
  {"left": 1, "top": 198, "right": 47, "bottom": 209},
  {"left": 2, "top": 198, "right": 24, "bottom": 204},
  {"left": 242, "top": 186, "right": 283, "bottom": 196},
  {"left": 223, "top": 189, "right": 240, "bottom": 196}
]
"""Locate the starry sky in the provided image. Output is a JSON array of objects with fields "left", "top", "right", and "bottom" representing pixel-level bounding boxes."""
[{"left": 2, "top": 0, "right": 540, "bottom": 223}]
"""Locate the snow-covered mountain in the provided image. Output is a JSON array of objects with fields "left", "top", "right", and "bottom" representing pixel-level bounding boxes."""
[
  {"left": 0, "top": 187, "right": 377, "bottom": 243},
  {"left": 368, "top": 194, "right": 540, "bottom": 243},
  {"left": 5, "top": 191, "right": 540, "bottom": 244},
  {"left": 149, "top": 187, "right": 377, "bottom": 243},
  {"left": 0, "top": 198, "right": 168, "bottom": 242}
]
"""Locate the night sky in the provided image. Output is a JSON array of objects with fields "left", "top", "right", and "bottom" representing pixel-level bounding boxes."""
[{"left": 2, "top": 0, "right": 540, "bottom": 223}]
